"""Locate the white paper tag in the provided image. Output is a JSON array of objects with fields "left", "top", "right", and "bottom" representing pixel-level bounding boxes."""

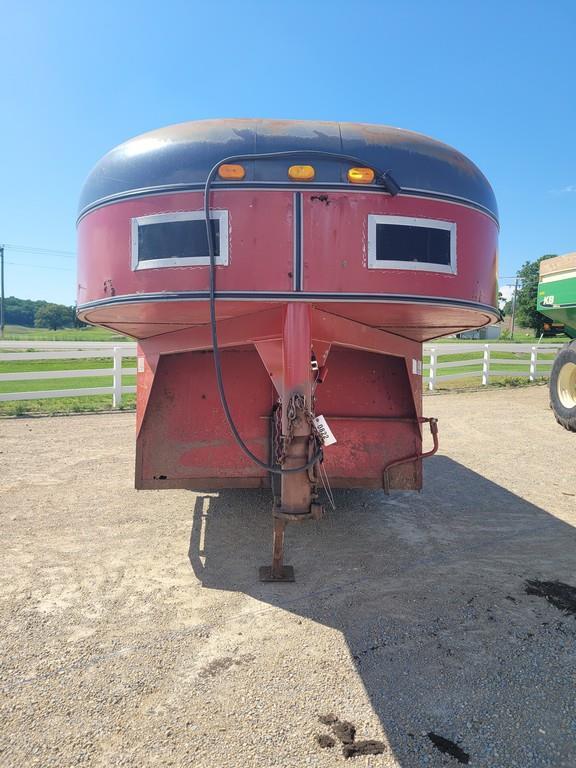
[
  {"left": 313, "top": 415, "right": 337, "bottom": 446},
  {"left": 412, "top": 358, "right": 422, "bottom": 375},
  {"left": 137, "top": 356, "right": 145, "bottom": 373}
]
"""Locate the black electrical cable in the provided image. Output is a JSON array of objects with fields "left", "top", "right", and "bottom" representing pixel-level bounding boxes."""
[{"left": 203, "top": 149, "right": 401, "bottom": 474}]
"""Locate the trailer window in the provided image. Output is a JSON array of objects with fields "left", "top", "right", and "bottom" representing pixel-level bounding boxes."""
[
  {"left": 131, "top": 210, "right": 228, "bottom": 270},
  {"left": 367, "top": 215, "right": 456, "bottom": 273}
]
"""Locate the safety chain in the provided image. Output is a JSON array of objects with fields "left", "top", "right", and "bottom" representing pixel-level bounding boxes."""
[
  {"left": 274, "top": 393, "right": 322, "bottom": 466},
  {"left": 272, "top": 405, "right": 283, "bottom": 466}
]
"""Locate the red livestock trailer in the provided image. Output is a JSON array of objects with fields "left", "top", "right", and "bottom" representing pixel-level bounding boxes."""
[{"left": 77, "top": 118, "right": 499, "bottom": 581}]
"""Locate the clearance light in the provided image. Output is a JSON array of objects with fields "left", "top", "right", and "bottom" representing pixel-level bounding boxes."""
[
  {"left": 288, "top": 164, "right": 315, "bottom": 181},
  {"left": 218, "top": 163, "right": 245, "bottom": 180},
  {"left": 348, "top": 167, "right": 375, "bottom": 184}
]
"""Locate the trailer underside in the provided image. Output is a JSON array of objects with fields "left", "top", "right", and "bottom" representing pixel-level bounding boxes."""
[{"left": 133, "top": 303, "right": 438, "bottom": 579}]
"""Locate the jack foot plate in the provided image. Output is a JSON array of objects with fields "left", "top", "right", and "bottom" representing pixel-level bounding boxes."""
[{"left": 259, "top": 565, "right": 295, "bottom": 582}]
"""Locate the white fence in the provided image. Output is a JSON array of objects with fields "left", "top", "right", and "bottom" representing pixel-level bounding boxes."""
[
  {"left": 0, "top": 342, "right": 137, "bottom": 408},
  {"left": 0, "top": 340, "right": 562, "bottom": 407},
  {"left": 425, "top": 342, "right": 560, "bottom": 390}
]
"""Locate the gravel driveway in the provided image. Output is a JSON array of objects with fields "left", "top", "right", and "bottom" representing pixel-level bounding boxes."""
[{"left": 1, "top": 385, "right": 575, "bottom": 767}]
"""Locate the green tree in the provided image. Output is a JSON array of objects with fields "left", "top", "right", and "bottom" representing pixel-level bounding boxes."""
[
  {"left": 515, "top": 255, "right": 557, "bottom": 334},
  {"left": 71, "top": 305, "right": 88, "bottom": 328},
  {"left": 5, "top": 296, "right": 47, "bottom": 326},
  {"left": 34, "top": 303, "right": 74, "bottom": 330}
]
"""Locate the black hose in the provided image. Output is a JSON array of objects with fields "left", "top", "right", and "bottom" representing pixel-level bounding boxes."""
[{"left": 203, "top": 150, "right": 400, "bottom": 474}]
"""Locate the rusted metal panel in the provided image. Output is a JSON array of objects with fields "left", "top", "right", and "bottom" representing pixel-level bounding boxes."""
[
  {"left": 136, "top": 348, "right": 274, "bottom": 489},
  {"left": 314, "top": 346, "right": 422, "bottom": 490},
  {"left": 136, "top": 327, "right": 423, "bottom": 492}
]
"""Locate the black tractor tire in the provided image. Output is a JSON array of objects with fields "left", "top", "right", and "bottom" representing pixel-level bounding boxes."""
[{"left": 549, "top": 342, "right": 576, "bottom": 432}]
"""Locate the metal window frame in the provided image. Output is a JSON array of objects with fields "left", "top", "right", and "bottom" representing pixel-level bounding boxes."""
[
  {"left": 131, "top": 209, "right": 229, "bottom": 270},
  {"left": 367, "top": 214, "right": 457, "bottom": 274}
]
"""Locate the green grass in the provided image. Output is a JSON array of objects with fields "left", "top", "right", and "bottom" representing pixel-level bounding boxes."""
[
  {"left": 0, "top": 325, "right": 132, "bottom": 342},
  {"left": 430, "top": 376, "right": 548, "bottom": 392},
  {"left": 0, "top": 374, "right": 136, "bottom": 394},
  {"left": 431, "top": 365, "right": 552, "bottom": 377},
  {"left": 0, "top": 395, "right": 136, "bottom": 417},
  {"left": 0, "top": 357, "right": 136, "bottom": 372}
]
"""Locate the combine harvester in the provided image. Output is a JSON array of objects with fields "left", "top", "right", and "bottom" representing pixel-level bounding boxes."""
[
  {"left": 77, "top": 119, "right": 499, "bottom": 580},
  {"left": 538, "top": 253, "right": 576, "bottom": 431}
]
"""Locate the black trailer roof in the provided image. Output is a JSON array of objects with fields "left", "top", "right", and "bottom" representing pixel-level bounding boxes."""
[{"left": 78, "top": 118, "right": 498, "bottom": 221}]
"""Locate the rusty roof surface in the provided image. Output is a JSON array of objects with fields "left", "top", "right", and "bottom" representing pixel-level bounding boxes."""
[
  {"left": 540, "top": 252, "right": 576, "bottom": 276},
  {"left": 79, "top": 118, "right": 498, "bottom": 220}
]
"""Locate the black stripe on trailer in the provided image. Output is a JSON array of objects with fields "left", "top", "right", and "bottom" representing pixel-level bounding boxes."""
[
  {"left": 77, "top": 184, "right": 499, "bottom": 225},
  {"left": 77, "top": 290, "right": 501, "bottom": 319}
]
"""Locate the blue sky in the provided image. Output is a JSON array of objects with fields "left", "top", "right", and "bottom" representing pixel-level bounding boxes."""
[{"left": 1, "top": 0, "right": 574, "bottom": 305}]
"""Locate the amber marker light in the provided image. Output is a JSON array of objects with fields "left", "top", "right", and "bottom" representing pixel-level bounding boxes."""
[
  {"left": 288, "top": 165, "right": 315, "bottom": 181},
  {"left": 348, "top": 167, "right": 375, "bottom": 184},
  {"left": 218, "top": 164, "right": 246, "bottom": 180}
]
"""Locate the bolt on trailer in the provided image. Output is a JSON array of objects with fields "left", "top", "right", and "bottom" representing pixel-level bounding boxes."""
[
  {"left": 537, "top": 252, "right": 576, "bottom": 431},
  {"left": 77, "top": 118, "right": 500, "bottom": 580}
]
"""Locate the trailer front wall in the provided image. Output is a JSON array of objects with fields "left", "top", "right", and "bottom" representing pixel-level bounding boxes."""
[{"left": 77, "top": 189, "right": 498, "bottom": 341}]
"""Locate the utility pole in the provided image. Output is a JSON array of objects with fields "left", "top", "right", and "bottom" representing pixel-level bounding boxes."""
[
  {"left": 510, "top": 275, "right": 519, "bottom": 341},
  {"left": 0, "top": 244, "right": 4, "bottom": 339}
]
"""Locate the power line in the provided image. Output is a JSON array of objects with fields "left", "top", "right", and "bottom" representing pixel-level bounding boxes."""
[
  {"left": 5, "top": 261, "right": 74, "bottom": 272},
  {"left": 3, "top": 244, "right": 76, "bottom": 258}
]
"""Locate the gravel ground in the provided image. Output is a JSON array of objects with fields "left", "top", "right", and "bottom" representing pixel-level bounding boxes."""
[{"left": 1, "top": 385, "right": 575, "bottom": 767}]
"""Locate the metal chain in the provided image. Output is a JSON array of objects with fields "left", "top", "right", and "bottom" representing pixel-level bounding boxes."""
[
  {"left": 272, "top": 405, "right": 283, "bottom": 466},
  {"left": 274, "top": 393, "right": 321, "bottom": 466}
]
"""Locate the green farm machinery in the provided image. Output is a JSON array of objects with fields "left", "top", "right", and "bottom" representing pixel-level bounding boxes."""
[{"left": 538, "top": 252, "right": 576, "bottom": 431}]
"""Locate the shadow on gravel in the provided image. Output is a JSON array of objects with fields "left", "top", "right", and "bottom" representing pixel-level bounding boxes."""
[{"left": 188, "top": 456, "right": 576, "bottom": 766}]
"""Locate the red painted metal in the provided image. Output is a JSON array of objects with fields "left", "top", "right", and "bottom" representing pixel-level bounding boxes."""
[
  {"left": 78, "top": 191, "right": 295, "bottom": 303},
  {"left": 77, "top": 130, "right": 499, "bottom": 578},
  {"left": 77, "top": 189, "right": 498, "bottom": 342},
  {"left": 134, "top": 307, "right": 425, "bottom": 491},
  {"left": 301, "top": 192, "right": 497, "bottom": 304},
  {"left": 136, "top": 346, "right": 273, "bottom": 489}
]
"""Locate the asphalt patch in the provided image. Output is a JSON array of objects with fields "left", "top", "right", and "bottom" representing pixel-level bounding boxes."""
[
  {"left": 428, "top": 732, "right": 470, "bottom": 764},
  {"left": 525, "top": 579, "right": 576, "bottom": 617}
]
